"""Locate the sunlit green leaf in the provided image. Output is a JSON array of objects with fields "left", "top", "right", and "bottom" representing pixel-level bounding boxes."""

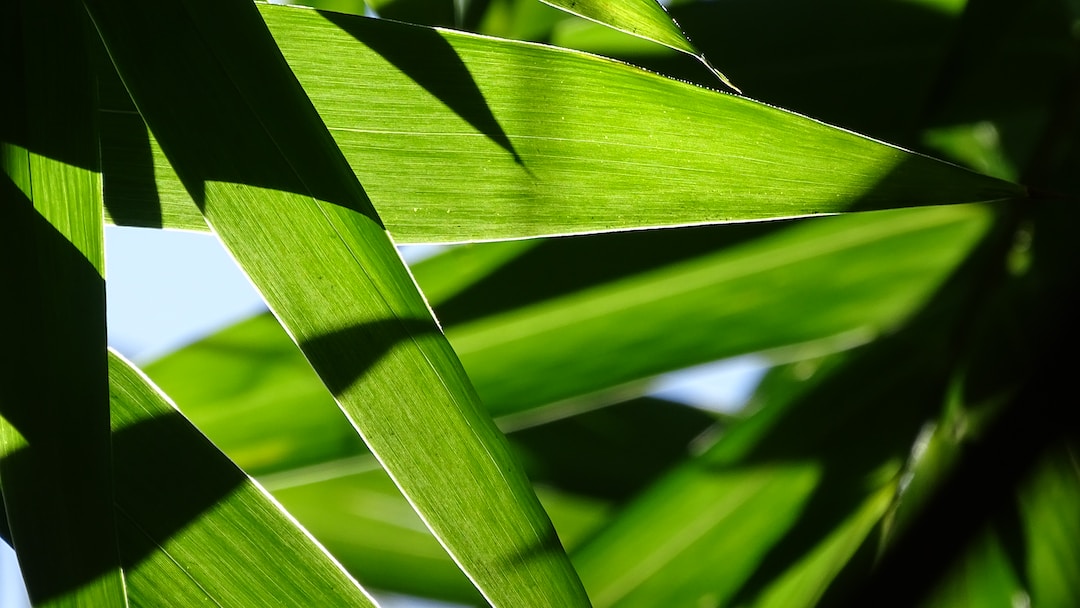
[
  {"left": 83, "top": 0, "right": 588, "bottom": 604},
  {"left": 542, "top": 0, "right": 696, "bottom": 54},
  {"left": 272, "top": 465, "right": 614, "bottom": 604},
  {"left": 535, "top": 0, "right": 738, "bottom": 90},
  {"left": 99, "top": 4, "right": 1023, "bottom": 241},
  {"left": 5, "top": 0, "right": 1080, "bottom": 606}
]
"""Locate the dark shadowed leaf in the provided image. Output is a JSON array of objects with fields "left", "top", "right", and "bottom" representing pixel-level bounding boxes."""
[{"left": 0, "top": 2, "right": 123, "bottom": 604}]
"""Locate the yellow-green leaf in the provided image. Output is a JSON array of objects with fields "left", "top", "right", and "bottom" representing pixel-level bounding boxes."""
[{"left": 99, "top": 5, "right": 1023, "bottom": 242}]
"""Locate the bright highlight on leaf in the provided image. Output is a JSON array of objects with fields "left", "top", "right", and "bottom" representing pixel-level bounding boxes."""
[{"left": 538, "top": 0, "right": 740, "bottom": 91}]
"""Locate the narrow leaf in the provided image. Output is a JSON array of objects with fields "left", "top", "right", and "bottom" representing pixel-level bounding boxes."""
[
  {"left": 0, "top": 2, "right": 125, "bottom": 604},
  {"left": 144, "top": 204, "right": 996, "bottom": 479},
  {"left": 1014, "top": 442, "right": 1080, "bottom": 608},
  {"left": 570, "top": 323, "right": 958, "bottom": 607},
  {"left": 449, "top": 204, "right": 993, "bottom": 418},
  {"left": 107, "top": 351, "right": 378, "bottom": 607},
  {"left": 537, "top": 0, "right": 740, "bottom": 90},
  {"left": 83, "top": 0, "right": 589, "bottom": 604},
  {"left": 844, "top": 199, "right": 1080, "bottom": 607},
  {"left": 99, "top": 5, "right": 1024, "bottom": 242},
  {"left": 272, "top": 466, "right": 613, "bottom": 604}
]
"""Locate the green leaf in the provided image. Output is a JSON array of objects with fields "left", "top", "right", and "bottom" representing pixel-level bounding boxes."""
[
  {"left": 83, "top": 0, "right": 588, "bottom": 604},
  {"left": 536, "top": 0, "right": 739, "bottom": 90},
  {"left": 99, "top": 5, "right": 1023, "bottom": 241},
  {"left": 473, "top": 0, "right": 568, "bottom": 40},
  {"left": 133, "top": 202, "right": 998, "bottom": 604},
  {"left": 0, "top": 2, "right": 125, "bottom": 605},
  {"left": 543, "top": 0, "right": 695, "bottom": 53},
  {"left": 1015, "top": 442, "right": 1080, "bottom": 608},
  {"left": 904, "top": 440, "right": 1080, "bottom": 608},
  {"left": 272, "top": 465, "right": 614, "bottom": 604},
  {"left": 107, "top": 351, "right": 378, "bottom": 607},
  {"left": 842, "top": 199, "right": 1080, "bottom": 607},
  {"left": 144, "top": 203, "right": 995, "bottom": 485},
  {"left": 564, "top": 236, "right": 1011, "bottom": 606},
  {"left": 506, "top": 396, "right": 716, "bottom": 500},
  {"left": 449, "top": 204, "right": 994, "bottom": 418},
  {"left": 920, "top": 525, "right": 1026, "bottom": 608},
  {"left": 271, "top": 468, "right": 486, "bottom": 605},
  {"left": 570, "top": 320, "right": 960, "bottom": 607}
]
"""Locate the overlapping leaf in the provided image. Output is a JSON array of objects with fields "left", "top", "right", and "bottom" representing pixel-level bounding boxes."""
[
  {"left": 136, "top": 202, "right": 999, "bottom": 603},
  {"left": 99, "top": 4, "right": 1023, "bottom": 241},
  {"left": 270, "top": 455, "right": 617, "bottom": 603},
  {"left": 445, "top": 205, "right": 993, "bottom": 418},
  {"left": 0, "top": 2, "right": 123, "bottom": 604},
  {"left": 845, "top": 199, "right": 1080, "bottom": 607},
  {"left": 145, "top": 203, "right": 995, "bottom": 484},
  {"left": 535, "top": 0, "right": 738, "bottom": 90},
  {"left": 82, "top": 0, "right": 588, "bottom": 604},
  {"left": 107, "top": 351, "right": 377, "bottom": 606}
]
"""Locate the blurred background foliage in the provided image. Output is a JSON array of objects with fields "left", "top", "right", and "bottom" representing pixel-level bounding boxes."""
[{"left": 117, "top": 0, "right": 1080, "bottom": 605}]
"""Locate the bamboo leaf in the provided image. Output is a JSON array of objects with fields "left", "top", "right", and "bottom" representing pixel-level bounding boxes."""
[
  {"left": 563, "top": 220, "right": 1018, "bottom": 605},
  {"left": 272, "top": 468, "right": 487, "bottom": 605},
  {"left": 106, "top": 351, "right": 378, "bottom": 607},
  {"left": 843, "top": 199, "right": 1080, "bottom": 607},
  {"left": 1013, "top": 442, "right": 1080, "bottom": 608},
  {"left": 570, "top": 320, "right": 960, "bottom": 607},
  {"left": 449, "top": 204, "right": 993, "bottom": 418},
  {"left": 536, "top": 0, "right": 739, "bottom": 90},
  {"left": 271, "top": 466, "right": 614, "bottom": 604},
  {"left": 0, "top": 2, "right": 125, "bottom": 604},
  {"left": 82, "top": 0, "right": 588, "bottom": 604},
  {"left": 99, "top": 5, "right": 1023, "bottom": 242},
  {"left": 143, "top": 204, "right": 995, "bottom": 485},
  {"left": 543, "top": 0, "right": 695, "bottom": 54},
  {"left": 881, "top": 440, "right": 1080, "bottom": 608}
]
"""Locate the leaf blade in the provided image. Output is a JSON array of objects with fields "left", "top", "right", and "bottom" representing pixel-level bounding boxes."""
[
  {"left": 99, "top": 6, "right": 1024, "bottom": 242},
  {"left": 107, "top": 351, "right": 379, "bottom": 607},
  {"left": 0, "top": 2, "right": 125, "bottom": 604},
  {"left": 83, "top": 0, "right": 589, "bottom": 604},
  {"left": 143, "top": 204, "right": 996, "bottom": 483},
  {"left": 536, "top": 0, "right": 739, "bottom": 90}
]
